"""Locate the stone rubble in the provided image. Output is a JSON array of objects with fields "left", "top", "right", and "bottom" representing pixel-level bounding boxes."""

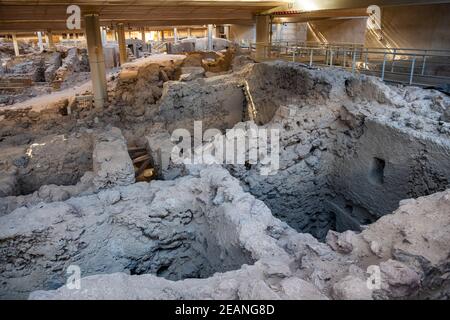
[{"left": 0, "top": 57, "right": 449, "bottom": 300}]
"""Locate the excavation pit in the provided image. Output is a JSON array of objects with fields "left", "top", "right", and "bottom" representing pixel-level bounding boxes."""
[
  {"left": 225, "top": 63, "right": 450, "bottom": 241},
  {"left": 0, "top": 133, "right": 94, "bottom": 199},
  {"left": 234, "top": 115, "right": 450, "bottom": 241},
  {"left": 0, "top": 57, "right": 449, "bottom": 301},
  {"left": 0, "top": 170, "right": 258, "bottom": 299},
  {"left": 19, "top": 135, "right": 93, "bottom": 195}
]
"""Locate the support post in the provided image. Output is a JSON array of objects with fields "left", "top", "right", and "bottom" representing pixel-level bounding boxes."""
[
  {"left": 173, "top": 27, "right": 178, "bottom": 43},
  {"left": 421, "top": 54, "right": 427, "bottom": 76},
  {"left": 269, "top": 17, "right": 273, "bottom": 45},
  {"left": 100, "top": 27, "right": 107, "bottom": 46},
  {"left": 381, "top": 53, "right": 387, "bottom": 81},
  {"left": 207, "top": 24, "right": 213, "bottom": 51},
  {"left": 141, "top": 28, "right": 147, "bottom": 51},
  {"left": 352, "top": 48, "right": 357, "bottom": 74},
  {"left": 187, "top": 28, "right": 192, "bottom": 38},
  {"left": 84, "top": 13, "right": 108, "bottom": 110},
  {"left": 37, "top": 32, "right": 44, "bottom": 52},
  {"left": 12, "top": 33, "right": 20, "bottom": 56},
  {"left": 46, "top": 30, "right": 55, "bottom": 50},
  {"left": 391, "top": 49, "right": 397, "bottom": 72},
  {"left": 224, "top": 26, "right": 229, "bottom": 40},
  {"left": 343, "top": 50, "right": 346, "bottom": 68},
  {"left": 276, "top": 23, "right": 282, "bottom": 43},
  {"left": 255, "top": 15, "right": 270, "bottom": 61},
  {"left": 410, "top": 56, "right": 416, "bottom": 85},
  {"left": 365, "top": 48, "right": 369, "bottom": 68},
  {"left": 117, "top": 23, "right": 127, "bottom": 65}
]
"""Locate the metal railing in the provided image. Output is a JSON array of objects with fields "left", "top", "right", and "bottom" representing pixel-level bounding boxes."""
[
  {"left": 249, "top": 42, "right": 450, "bottom": 87},
  {"left": 151, "top": 41, "right": 169, "bottom": 53}
]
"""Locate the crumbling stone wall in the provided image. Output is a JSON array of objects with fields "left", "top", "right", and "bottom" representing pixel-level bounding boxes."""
[
  {"left": 25, "top": 185, "right": 450, "bottom": 300},
  {"left": 0, "top": 58, "right": 449, "bottom": 301},
  {"left": 112, "top": 59, "right": 183, "bottom": 119},
  {"left": 0, "top": 127, "right": 133, "bottom": 215},
  {"left": 228, "top": 62, "right": 450, "bottom": 240},
  {"left": 158, "top": 75, "right": 246, "bottom": 133},
  {"left": 14, "top": 133, "right": 93, "bottom": 195},
  {"left": 0, "top": 166, "right": 268, "bottom": 299}
]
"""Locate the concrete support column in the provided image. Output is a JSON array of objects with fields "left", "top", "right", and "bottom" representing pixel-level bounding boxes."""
[
  {"left": 255, "top": 15, "right": 270, "bottom": 60},
  {"left": 12, "top": 34, "right": 20, "bottom": 56},
  {"left": 117, "top": 23, "right": 127, "bottom": 65},
  {"left": 187, "top": 28, "right": 192, "bottom": 38},
  {"left": 173, "top": 28, "right": 178, "bottom": 43},
  {"left": 84, "top": 13, "right": 108, "bottom": 110},
  {"left": 46, "top": 30, "right": 55, "bottom": 50},
  {"left": 37, "top": 31, "right": 44, "bottom": 52},
  {"left": 141, "top": 28, "right": 147, "bottom": 51},
  {"left": 269, "top": 17, "right": 273, "bottom": 44},
  {"left": 207, "top": 24, "right": 213, "bottom": 51}
]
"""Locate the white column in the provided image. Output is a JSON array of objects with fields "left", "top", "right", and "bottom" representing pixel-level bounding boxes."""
[
  {"left": 101, "top": 27, "right": 107, "bottom": 46},
  {"left": 46, "top": 30, "right": 55, "bottom": 50},
  {"left": 207, "top": 24, "right": 213, "bottom": 51},
  {"left": 173, "top": 27, "right": 178, "bottom": 43},
  {"left": 37, "top": 32, "right": 44, "bottom": 51}
]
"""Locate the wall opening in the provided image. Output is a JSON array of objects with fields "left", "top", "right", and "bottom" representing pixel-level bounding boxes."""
[{"left": 369, "top": 157, "right": 385, "bottom": 185}]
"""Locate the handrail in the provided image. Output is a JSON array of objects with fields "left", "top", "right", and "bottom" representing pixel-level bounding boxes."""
[
  {"left": 248, "top": 42, "right": 450, "bottom": 87},
  {"left": 250, "top": 42, "right": 450, "bottom": 56}
]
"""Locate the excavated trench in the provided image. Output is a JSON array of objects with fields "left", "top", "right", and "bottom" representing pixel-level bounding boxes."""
[
  {"left": 17, "top": 134, "right": 93, "bottom": 195},
  {"left": 0, "top": 177, "right": 256, "bottom": 298},
  {"left": 225, "top": 62, "right": 450, "bottom": 241},
  {"left": 1, "top": 59, "right": 449, "bottom": 299},
  {"left": 241, "top": 119, "right": 450, "bottom": 241}
]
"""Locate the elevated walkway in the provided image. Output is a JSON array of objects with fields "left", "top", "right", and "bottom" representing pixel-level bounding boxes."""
[{"left": 250, "top": 42, "right": 450, "bottom": 88}]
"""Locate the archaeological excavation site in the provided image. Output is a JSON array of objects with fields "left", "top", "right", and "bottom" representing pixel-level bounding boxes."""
[{"left": 0, "top": 0, "right": 450, "bottom": 303}]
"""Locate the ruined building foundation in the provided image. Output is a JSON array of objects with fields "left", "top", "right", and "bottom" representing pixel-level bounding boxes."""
[{"left": 0, "top": 54, "right": 449, "bottom": 300}]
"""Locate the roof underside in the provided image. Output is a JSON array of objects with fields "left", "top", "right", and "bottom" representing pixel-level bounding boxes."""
[
  {"left": 0, "top": 1, "right": 286, "bottom": 32},
  {"left": 1, "top": 0, "right": 449, "bottom": 32}
]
